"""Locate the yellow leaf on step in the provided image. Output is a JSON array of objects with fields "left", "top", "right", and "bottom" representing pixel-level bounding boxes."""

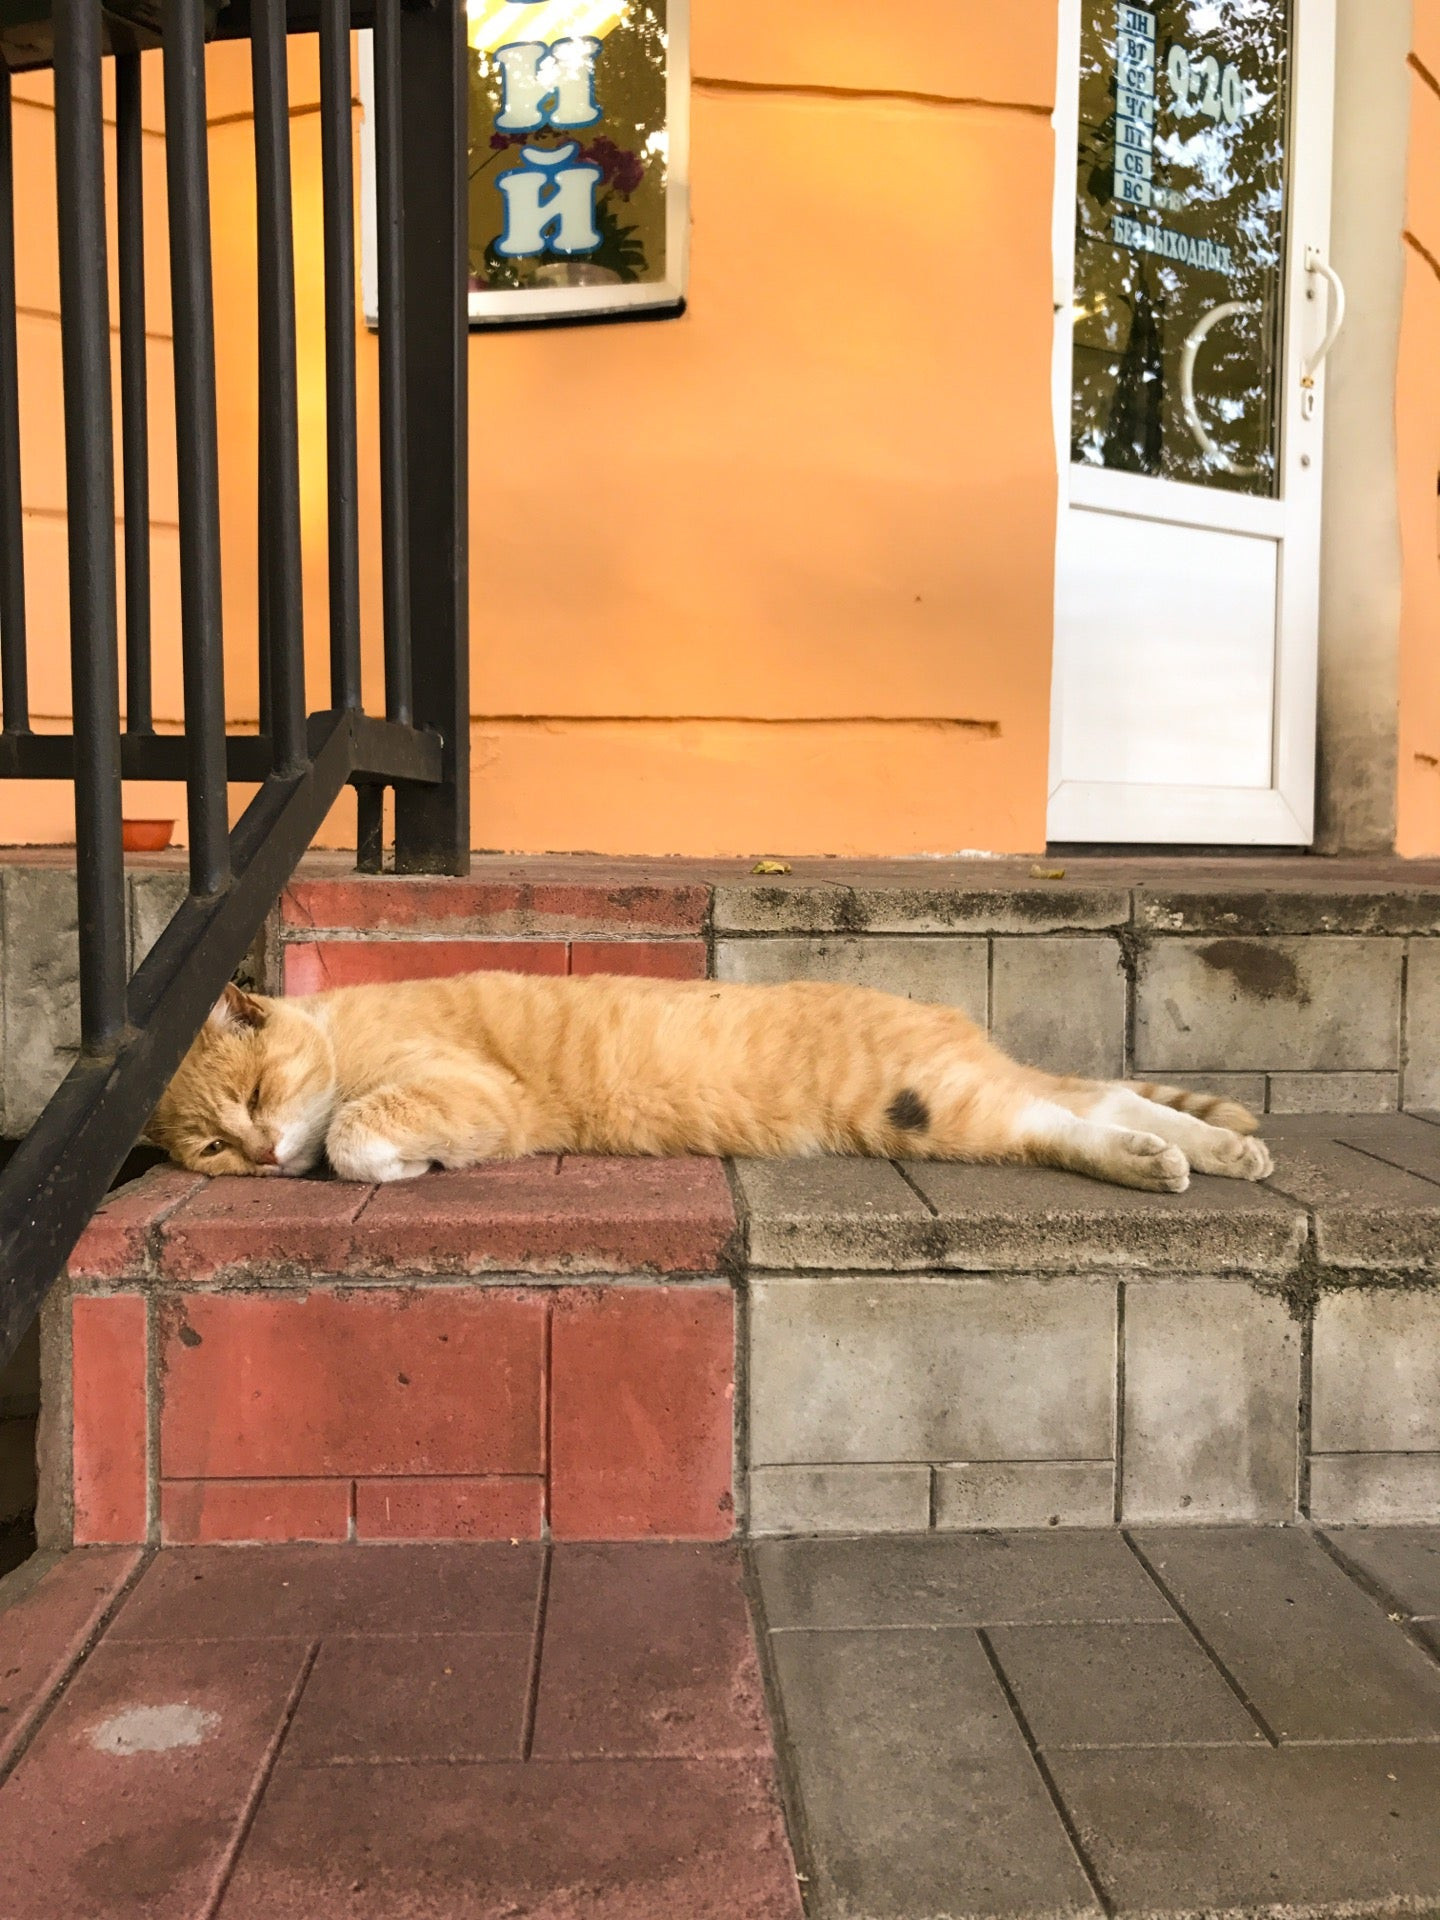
[{"left": 751, "top": 860, "right": 791, "bottom": 875}]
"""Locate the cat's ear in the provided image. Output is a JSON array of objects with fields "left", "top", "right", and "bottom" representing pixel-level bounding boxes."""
[{"left": 206, "top": 981, "right": 267, "bottom": 1032}]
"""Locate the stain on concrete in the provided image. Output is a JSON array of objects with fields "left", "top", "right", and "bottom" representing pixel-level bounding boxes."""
[
  {"left": 89, "top": 1703, "right": 219, "bottom": 1755},
  {"left": 1199, "top": 940, "right": 1311, "bottom": 1006}
]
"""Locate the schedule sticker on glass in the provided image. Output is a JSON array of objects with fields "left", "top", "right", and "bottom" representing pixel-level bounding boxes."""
[{"left": 1114, "top": 4, "right": 1157, "bottom": 209}]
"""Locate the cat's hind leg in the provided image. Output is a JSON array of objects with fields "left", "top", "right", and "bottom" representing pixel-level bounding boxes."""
[
  {"left": 1058, "top": 1084, "right": 1272, "bottom": 1182},
  {"left": 1012, "top": 1096, "right": 1192, "bottom": 1193},
  {"left": 326, "top": 1066, "right": 530, "bottom": 1183}
]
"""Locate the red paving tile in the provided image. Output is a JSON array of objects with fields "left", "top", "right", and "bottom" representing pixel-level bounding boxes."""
[
  {"left": 1, "top": 1543, "right": 799, "bottom": 1917},
  {"left": 217, "top": 1757, "right": 803, "bottom": 1918},
  {"left": 355, "top": 1154, "right": 735, "bottom": 1276},
  {"left": 161, "top": 1480, "right": 352, "bottom": 1545},
  {"left": 72, "top": 1294, "right": 149, "bottom": 1545},
  {"left": 107, "top": 1544, "right": 544, "bottom": 1642},
  {"left": 0, "top": 1636, "right": 312, "bottom": 1919},
  {"left": 159, "top": 1290, "right": 546, "bottom": 1480},
  {"left": 0, "top": 1549, "right": 142, "bottom": 1771},
  {"left": 283, "top": 939, "right": 567, "bottom": 993},
  {"left": 281, "top": 877, "right": 710, "bottom": 937},
  {"left": 282, "top": 1633, "right": 533, "bottom": 1764},
  {"left": 156, "top": 1180, "right": 373, "bottom": 1283},
  {"left": 69, "top": 1169, "right": 204, "bottom": 1279},
  {"left": 532, "top": 1545, "right": 770, "bottom": 1759},
  {"left": 550, "top": 1286, "right": 736, "bottom": 1540},
  {"left": 353, "top": 1476, "right": 544, "bottom": 1541},
  {"left": 571, "top": 938, "right": 708, "bottom": 979}
]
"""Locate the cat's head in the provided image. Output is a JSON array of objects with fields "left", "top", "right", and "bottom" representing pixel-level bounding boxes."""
[{"left": 146, "top": 983, "right": 337, "bottom": 1177}]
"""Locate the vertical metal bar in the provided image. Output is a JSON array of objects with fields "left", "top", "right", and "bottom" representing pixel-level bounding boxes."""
[
  {"left": 163, "top": 0, "right": 230, "bottom": 895},
  {"left": 373, "top": 0, "right": 412, "bottom": 726},
  {"left": 319, "top": 0, "right": 362, "bottom": 711},
  {"left": 115, "top": 51, "right": 152, "bottom": 735},
  {"left": 251, "top": 0, "right": 306, "bottom": 773},
  {"left": 53, "top": 0, "right": 126, "bottom": 1049},
  {"left": 0, "top": 62, "right": 29, "bottom": 733},
  {"left": 355, "top": 782, "right": 383, "bottom": 872},
  {"left": 393, "top": 0, "right": 469, "bottom": 875}
]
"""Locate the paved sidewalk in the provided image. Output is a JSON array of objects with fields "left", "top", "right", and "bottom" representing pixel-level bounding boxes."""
[
  {"left": 6, "top": 1528, "right": 1440, "bottom": 1917},
  {"left": 0, "top": 1542, "right": 802, "bottom": 1918},
  {"left": 754, "top": 1526, "right": 1440, "bottom": 1919}
]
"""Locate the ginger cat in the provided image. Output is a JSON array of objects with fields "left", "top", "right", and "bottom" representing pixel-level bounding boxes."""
[{"left": 146, "top": 973, "right": 1274, "bottom": 1193}]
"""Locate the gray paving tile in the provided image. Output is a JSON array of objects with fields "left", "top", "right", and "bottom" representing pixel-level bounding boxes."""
[
  {"left": 1310, "top": 1453, "right": 1440, "bottom": 1525},
  {"left": 986, "top": 1621, "right": 1265, "bottom": 1750},
  {"left": 771, "top": 1627, "right": 1100, "bottom": 1918},
  {"left": 1266, "top": 1071, "right": 1399, "bottom": 1113},
  {"left": 1121, "top": 1281, "right": 1302, "bottom": 1523},
  {"left": 1049, "top": 1744, "right": 1440, "bottom": 1916},
  {"left": 752, "top": 1533, "right": 1175, "bottom": 1632},
  {"left": 1131, "top": 1528, "right": 1440, "bottom": 1740},
  {"left": 990, "top": 937, "right": 1126, "bottom": 1079},
  {"left": 934, "top": 1462, "right": 1114, "bottom": 1530},
  {"left": 1263, "top": 1124, "right": 1440, "bottom": 1270},
  {"left": 1337, "top": 1112, "right": 1440, "bottom": 1184},
  {"left": 903, "top": 1163, "right": 1306, "bottom": 1275},
  {"left": 1323, "top": 1526, "right": 1440, "bottom": 1618},
  {"left": 749, "top": 1277, "right": 1114, "bottom": 1467},
  {"left": 716, "top": 935, "right": 989, "bottom": 1023},
  {"left": 748, "top": 1466, "right": 932, "bottom": 1536},
  {"left": 736, "top": 1160, "right": 939, "bottom": 1271},
  {"left": 1313, "top": 1290, "right": 1440, "bottom": 1451},
  {"left": 1134, "top": 936, "right": 1402, "bottom": 1073}
]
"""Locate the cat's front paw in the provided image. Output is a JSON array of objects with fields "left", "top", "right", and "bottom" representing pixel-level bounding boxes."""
[{"left": 327, "top": 1119, "right": 430, "bottom": 1184}]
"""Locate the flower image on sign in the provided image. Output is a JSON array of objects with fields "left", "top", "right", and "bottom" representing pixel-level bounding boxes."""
[{"left": 464, "top": 0, "right": 688, "bottom": 325}]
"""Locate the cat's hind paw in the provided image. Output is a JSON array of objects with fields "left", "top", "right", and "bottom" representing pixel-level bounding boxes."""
[{"left": 1111, "top": 1132, "right": 1190, "bottom": 1194}]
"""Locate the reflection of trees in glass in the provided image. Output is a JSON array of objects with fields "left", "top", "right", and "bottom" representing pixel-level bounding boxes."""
[
  {"left": 1102, "top": 274, "right": 1165, "bottom": 473},
  {"left": 1069, "top": 0, "right": 1289, "bottom": 499}
]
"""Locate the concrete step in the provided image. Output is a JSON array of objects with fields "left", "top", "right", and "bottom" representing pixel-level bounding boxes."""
[
  {"left": 738, "top": 1113, "right": 1440, "bottom": 1534},
  {"left": 11, "top": 850, "right": 1440, "bottom": 1137},
  {"left": 47, "top": 1114, "right": 1440, "bottom": 1548}
]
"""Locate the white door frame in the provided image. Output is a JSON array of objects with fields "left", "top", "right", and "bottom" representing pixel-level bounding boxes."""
[{"left": 1047, "top": 0, "right": 1339, "bottom": 845}]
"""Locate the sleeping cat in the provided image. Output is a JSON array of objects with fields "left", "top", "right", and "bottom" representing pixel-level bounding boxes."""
[{"left": 145, "top": 972, "right": 1273, "bottom": 1193}]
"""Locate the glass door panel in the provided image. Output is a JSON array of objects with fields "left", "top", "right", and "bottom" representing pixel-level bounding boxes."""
[{"left": 1070, "top": 0, "right": 1291, "bottom": 498}]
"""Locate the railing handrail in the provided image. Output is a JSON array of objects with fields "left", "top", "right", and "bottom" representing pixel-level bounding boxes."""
[{"left": 0, "top": 0, "right": 469, "bottom": 1368}]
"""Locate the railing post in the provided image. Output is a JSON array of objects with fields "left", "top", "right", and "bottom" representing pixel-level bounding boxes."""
[
  {"left": 392, "top": 0, "right": 469, "bottom": 876},
  {"left": 53, "top": 0, "right": 127, "bottom": 1052},
  {"left": 0, "top": 62, "right": 29, "bottom": 737},
  {"left": 164, "top": 0, "right": 231, "bottom": 898}
]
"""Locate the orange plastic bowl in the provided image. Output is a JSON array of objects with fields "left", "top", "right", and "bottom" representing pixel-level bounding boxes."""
[{"left": 121, "top": 818, "right": 174, "bottom": 853}]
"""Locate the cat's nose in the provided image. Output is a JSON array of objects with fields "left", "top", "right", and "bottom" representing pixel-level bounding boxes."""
[{"left": 254, "top": 1146, "right": 279, "bottom": 1168}]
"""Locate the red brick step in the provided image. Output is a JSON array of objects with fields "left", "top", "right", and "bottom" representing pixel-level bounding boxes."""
[{"left": 63, "top": 1159, "right": 739, "bottom": 1549}]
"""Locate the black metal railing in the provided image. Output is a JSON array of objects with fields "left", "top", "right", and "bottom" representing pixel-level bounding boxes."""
[{"left": 0, "top": 0, "right": 469, "bottom": 1366}]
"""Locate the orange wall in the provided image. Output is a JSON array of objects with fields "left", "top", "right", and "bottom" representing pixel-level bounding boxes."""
[
  {"left": 1397, "top": 7, "right": 1440, "bottom": 855},
  {"left": 2, "top": 5, "right": 1062, "bottom": 854}
]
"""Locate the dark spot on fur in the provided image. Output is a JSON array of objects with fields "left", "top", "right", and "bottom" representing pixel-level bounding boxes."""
[
  {"left": 1198, "top": 939, "right": 1309, "bottom": 1005},
  {"left": 887, "top": 1089, "right": 930, "bottom": 1133}
]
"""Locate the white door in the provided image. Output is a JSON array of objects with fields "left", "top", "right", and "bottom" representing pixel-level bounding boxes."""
[{"left": 1048, "top": 0, "right": 1342, "bottom": 845}]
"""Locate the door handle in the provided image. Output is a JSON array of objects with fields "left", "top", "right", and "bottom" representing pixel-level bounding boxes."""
[
  {"left": 1179, "top": 300, "right": 1263, "bottom": 477},
  {"left": 1301, "top": 245, "right": 1346, "bottom": 417}
]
